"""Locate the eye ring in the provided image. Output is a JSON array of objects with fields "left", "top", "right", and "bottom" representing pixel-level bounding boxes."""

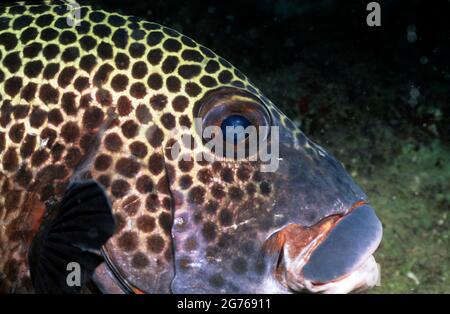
[{"left": 194, "top": 87, "right": 272, "bottom": 158}]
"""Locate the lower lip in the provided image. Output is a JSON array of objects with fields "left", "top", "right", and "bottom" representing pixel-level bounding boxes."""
[{"left": 300, "top": 204, "right": 383, "bottom": 284}]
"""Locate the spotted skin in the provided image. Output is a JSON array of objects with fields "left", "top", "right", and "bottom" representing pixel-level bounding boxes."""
[{"left": 0, "top": 1, "right": 370, "bottom": 293}]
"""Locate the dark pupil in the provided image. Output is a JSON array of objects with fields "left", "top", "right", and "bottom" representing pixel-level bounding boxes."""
[{"left": 220, "top": 114, "right": 252, "bottom": 143}]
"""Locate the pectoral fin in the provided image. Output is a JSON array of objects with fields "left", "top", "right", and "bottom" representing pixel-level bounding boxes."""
[{"left": 28, "top": 180, "right": 116, "bottom": 294}]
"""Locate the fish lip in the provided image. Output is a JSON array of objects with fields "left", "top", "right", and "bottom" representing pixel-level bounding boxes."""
[{"left": 296, "top": 203, "right": 382, "bottom": 286}]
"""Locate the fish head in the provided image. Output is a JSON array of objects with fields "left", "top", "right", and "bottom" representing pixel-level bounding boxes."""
[{"left": 164, "top": 82, "right": 383, "bottom": 293}]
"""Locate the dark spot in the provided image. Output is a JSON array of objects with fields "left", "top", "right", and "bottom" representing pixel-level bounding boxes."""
[
  {"left": 147, "top": 235, "right": 165, "bottom": 253},
  {"left": 4, "top": 77, "right": 22, "bottom": 97},
  {"left": 162, "top": 38, "right": 181, "bottom": 52},
  {"left": 93, "top": 24, "right": 111, "bottom": 39},
  {"left": 178, "top": 64, "right": 201, "bottom": 79},
  {"left": 108, "top": 14, "right": 126, "bottom": 27},
  {"left": 97, "top": 42, "right": 113, "bottom": 60},
  {"left": 150, "top": 94, "right": 168, "bottom": 111},
  {"left": 117, "top": 231, "right": 138, "bottom": 252},
  {"left": 62, "top": 47, "right": 80, "bottom": 63},
  {"left": 146, "top": 125, "right": 164, "bottom": 148},
  {"left": 94, "top": 154, "right": 112, "bottom": 171},
  {"left": 166, "top": 76, "right": 181, "bottom": 93},
  {"left": 188, "top": 186, "right": 205, "bottom": 205},
  {"left": 197, "top": 169, "right": 212, "bottom": 184},
  {"left": 96, "top": 89, "right": 112, "bottom": 106},
  {"left": 39, "top": 84, "right": 59, "bottom": 104},
  {"left": 104, "top": 133, "right": 123, "bottom": 152},
  {"left": 136, "top": 104, "right": 152, "bottom": 124},
  {"left": 148, "top": 153, "right": 164, "bottom": 175},
  {"left": 9, "top": 123, "right": 24, "bottom": 143},
  {"left": 181, "top": 49, "right": 203, "bottom": 62},
  {"left": 20, "top": 82, "right": 37, "bottom": 101},
  {"left": 82, "top": 107, "right": 104, "bottom": 130},
  {"left": 129, "top": 141, "right": 147, "bottom": 159},
  {"left": 159, "top": 212, "right": 172, "bottom": 235},
  {"left": 111, "top": 179, "right": 130, "bottom": 198},
  {"left": 179, "top": 115, "right": 191, "bottom": 128},
  {"left": 218, "top": 70, "right": 233, "bottom": 84},
  {"left": 211, "top": 183, "right": 226, "bottom": 199},
  {"left": 146, "top": 31, "right": 164, "bottom": 46},
  {"left": 43, "top": 63, "right": 60, "bottom": 80},
  {"left": 80, "top": 35, "right": 97, "bottom": 51},
  {"left": 178, "top": 157, "right": 193, "bottom": 172},
  {"left": 147, "top": 73, "right": 163, "bottom": 90},
  {"left": 80, "top": 94, "right": 93, "bottom": 108},
  {"left": 185, "top": 82, "right": 201, "bottom": 97},
  {"left": 15, "top": 166, "right": 32, "bottom": 188},
  {"left": 115, "top": 52, "right": 130, "bottom": 70},
  {"left": 205, "top": 60, "right": 220, "bottom": 73},
  {"left": 202, "top": 222, "right": 216, "bottom": 241},
  {"left": 220, "top": 167, "right": 234, "bottom": 183},
  {"left": 20, "top": 134, "right": 36, "bottom": 158},
  {"left": 64, "top": 147, "right": 82, "bottom": 168},
  {"left": 40, "top": 27, "right": 58, "bottom": 41},
  {"left": 24, "top": 60, "right": 43, "bottom": 78},
  {"left": 29, "top": 107, "right": 47, "bottom": 128},
  {"left": 179, "top": 175, "right": 193, "bottom": 190},
  {"left": 0, "top": 32, "right": 18, "bottom": 50},
  {"left": 98, "top": 175, "right": 111, "bottom": 189},
  {"left": 147, "top": 48, "right": 162, "bottom": 65},
  {"left": 132, "top": 252, "right": 149, "bottom": 269},
  {"left": 122, "top": 195, "right": 141, "bottom": 216},
  {"left": 245, "top": 182, "right": 256, "bottom": 196},
  {"left": 3, "top": 148, "right": 18, "bottom": 172},
  {"left": 61, "top": 122, "right": 80, "bottom": 143},
  {"left": 205, "top": 200, "right": 218, "bottom": 214},
  {"left": 129, "top": 43, "right": 145, "bottom": 58},
  {"left": 61, "top": 92, "right": 77, "bottom": 115},
  {"left": 121, "top": 120, "right": 139, "bottom": 138},
  {"left": 137, "top": 175, "right": 154, "bottom": 194},
  {"left": 93, "top": 63, "right": 114, "bottom": 86},
  {"left": 74, "top": 76, "right": 90, "bottom": 92},
  {"left": 229, "top": 187, "right": 244, "bottom": 201},
  {"left": 13, "top": 105, "right": 29, "bottom": 120},
  {"left": 131, "top": 61, "right": 148, "bottom": 79},
  {"left": 145, "top": 194, "right": 160, "bottom": 212},
  {"left": 50, "top": 143, "right": 64, "bottom": 161},
  {"left": 200, "top": 75, "right": 217, "bottom": 87},
  {"left": 232, "top": 257, "right": 248, "bottom": 274},
  {"left": 130, "top": 82, "right": 147, "bottom": 99},
  {"left": 172, "top": 95, "right": 188, "bottom": 112},
  {"left": 43, "top": 44, "right": 60, "bottom": 60},
  {"left": 23, "top": 42, "right": 42, "bottom": 58},
  {"left": 116, "top": 158, "right": 140, "bottom": 178},
  {"left": 161, "top": 55, "right": 179, "bottom": 74},
  {"left": 160, "top": 113, "right": 175, "bottom": 130},
  {"left": 31, "top": 149, "right": 49, "bottom": 167},
  {"left": 137, "top": 215, "right": 156, "bottom": 233},
  {"left": 111, "top": 74, "right": 128, "bottom": 92},
  {"left": 219, "top": 209, "right": 233, "bottom": 226},
  {"left": 59, "top": 30, "right": 77, "bottom": 45},
  {"left": 117, "top": 96, "right": 132, "bottom": 116},
  {"left": 259, "top": 181, "right": 272, "bottom": 195},
  {"left": 40, "top": 128, "right": 57, "bottom": 147}
]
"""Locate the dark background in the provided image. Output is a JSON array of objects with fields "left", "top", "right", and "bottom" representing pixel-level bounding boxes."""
[{"left": 88, "top": 0, "right": 449, "bottom": 144}]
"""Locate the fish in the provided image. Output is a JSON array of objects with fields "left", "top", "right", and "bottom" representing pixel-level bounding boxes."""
[{"left": 0, "top": 1, "right": 383, "bottom": 294}]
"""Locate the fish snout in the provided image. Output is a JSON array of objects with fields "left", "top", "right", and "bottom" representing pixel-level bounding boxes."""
[{"left": 265, "top": 204, "right": 382, "bottom": 293}]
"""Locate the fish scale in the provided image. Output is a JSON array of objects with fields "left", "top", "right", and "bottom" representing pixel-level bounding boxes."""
[{"left": 0, "top": 1, "right": 382, "bottom": 294}]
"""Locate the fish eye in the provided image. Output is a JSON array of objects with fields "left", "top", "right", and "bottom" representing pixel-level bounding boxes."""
[
  {"left": 220, "top": 114, "right": 252, "bottom": 144},
  {"left": 194, "top": 87, "right": 271, "bottom": 157}
]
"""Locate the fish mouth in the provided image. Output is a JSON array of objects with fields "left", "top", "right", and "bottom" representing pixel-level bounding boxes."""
[{"left": 266, "top": 203, "right": 383, "bottom": 294}]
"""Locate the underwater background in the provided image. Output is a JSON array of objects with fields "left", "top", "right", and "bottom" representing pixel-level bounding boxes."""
[{"left": 84, "top": 0, "right": 449, "bottom": 293}]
